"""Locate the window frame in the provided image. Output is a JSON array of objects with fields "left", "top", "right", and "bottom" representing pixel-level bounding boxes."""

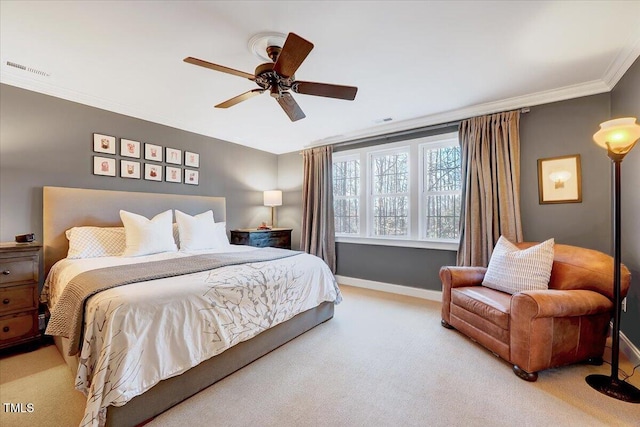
[
  {"left": 333, "top": 131, "right": 460, "bottom": 251},
  {"left": 418, "top": 135, "right": 462, "bottom": 242},
  {"left": 332, "top": 153, "right": 361, "bottom": 235},
  {"left": 367, "top": 145, "right": 411, "bottom": 239}
]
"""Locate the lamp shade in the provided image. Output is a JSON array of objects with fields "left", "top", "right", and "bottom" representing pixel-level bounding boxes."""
[
  {"left": 593, "top": 117, "right": 640, "bottom": 153},
  {"left": 263, "top": 190, "right": 282, "bottom": 207}
]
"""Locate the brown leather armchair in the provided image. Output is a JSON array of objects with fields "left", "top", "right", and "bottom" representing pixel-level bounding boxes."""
[{"left": 440, "top": 243, "right": 630, "bottom": 381}]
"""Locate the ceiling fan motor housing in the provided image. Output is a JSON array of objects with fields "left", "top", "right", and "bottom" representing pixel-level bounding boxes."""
[{"left": 254, "top": 62, "right": 294, "bottom": 97}]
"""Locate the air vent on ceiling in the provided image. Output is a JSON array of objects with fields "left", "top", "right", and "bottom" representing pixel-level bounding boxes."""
[{"left": 6, "top": 61, "right": 50, "bottom": 77}]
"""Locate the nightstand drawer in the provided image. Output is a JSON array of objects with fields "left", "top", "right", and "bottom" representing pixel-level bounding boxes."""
[
  {"left": 0, "top": 257, "right": 38, "bottom": 285},
  {"left": 0, "top": 284, "right": 37, "bottom": 315},
  {"left": 231, "top": 228, "right": 292, "bottom": 250},
  {"left": 0, "top": 312, "right": 36, "bottom": 342}
]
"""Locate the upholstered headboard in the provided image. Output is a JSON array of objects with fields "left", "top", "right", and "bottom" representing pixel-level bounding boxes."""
[{"left": 43, "top": 186, "right": 226, "bottom": 275}]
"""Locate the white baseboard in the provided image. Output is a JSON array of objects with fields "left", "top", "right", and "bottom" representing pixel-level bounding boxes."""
[
  {"left": 619, "top": 330, "right": 640, "bottom": 369},
  {"left": 335, "top": 275, "right": 442, "bottom": 302}
]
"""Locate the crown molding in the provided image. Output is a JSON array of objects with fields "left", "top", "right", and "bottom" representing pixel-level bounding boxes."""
[
  {"left": 308, "top": 79, "right": 611, "bottom": 147},
  {"left": 602, "top": 35, "right": 640, "bottom": 90}
]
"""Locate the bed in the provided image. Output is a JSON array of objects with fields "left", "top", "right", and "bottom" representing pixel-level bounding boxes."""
[{"left": 42, "top": 186, "right": 340, "bottom": 427}]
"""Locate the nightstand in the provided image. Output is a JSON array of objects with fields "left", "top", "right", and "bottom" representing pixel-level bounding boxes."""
[
  {"left": 0, "top": 242, "right": 42, "bottom": 351},
  {"left": 230, "top": 228, "right": 292, "bottom": 250}
]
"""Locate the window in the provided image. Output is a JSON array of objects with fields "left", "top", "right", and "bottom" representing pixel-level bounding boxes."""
[
  {"left": 333, "top": 132, "right": 461, "bottom": 249},
  {"left": 333, "top": 156, "right": 360, "bottom": 234},
  {"left": 421, "top": 142, "right": 461, "bottom": 240},
  {"left": 370, "top": 149, "right": 409, "bottom": 236}
]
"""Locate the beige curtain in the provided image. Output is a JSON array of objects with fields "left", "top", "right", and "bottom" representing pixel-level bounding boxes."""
[
  {"left": 301, "top": 145, "right": 336, "bottom": 272},
  {"left": 457, "top": 110, "right": 523, "bottom": 266}
]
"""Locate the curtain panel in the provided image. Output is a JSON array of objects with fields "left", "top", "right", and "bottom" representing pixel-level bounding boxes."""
[
  {"left": 457, "top": 110, "right": 523, "bottom": 267},
  {"left": 301, "top": 145, "right": 336, "bottom": 273}
]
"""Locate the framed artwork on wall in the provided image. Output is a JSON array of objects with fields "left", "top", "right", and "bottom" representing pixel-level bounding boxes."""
[
  {"left": 184, "top": 169, "right": 199, "bottom": 185},
  {"left": 93, "top": 133, "right": 116, "bottom": 154},
  {"left": 121, "top": 139, "right": 141, "bottom": 158},
  {"left": 144, "top": 163, "right": 162, "bottom": 181},
  {"left": 185, "top": 151, "right": 200, "bottom": 168},
  {"left": 166, "top": 166, "right": 182, "bottom": 183},
  {"left": 121, "top": 160, "right": 141, "bottom": 179},
  {"left": 166, "top": 147, "right": 182, "bottom": 165},
  {"left": 537, "top": 154, "right": 582, "bottom": 204},
  {"left": 93, "top": 156, "right": 116, "bottom": 176},
  {"left": 145, "top": 143, "right": 163, "bottom": 162}
]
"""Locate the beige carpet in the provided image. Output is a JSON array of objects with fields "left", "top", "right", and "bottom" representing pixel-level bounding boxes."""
[{"left": 1, "top": 285, "right": 638, "bottom": 427}]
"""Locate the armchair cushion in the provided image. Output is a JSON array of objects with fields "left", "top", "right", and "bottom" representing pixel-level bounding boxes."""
[{"left": 482, "top": 236, "right": 554, "bottom": 294}]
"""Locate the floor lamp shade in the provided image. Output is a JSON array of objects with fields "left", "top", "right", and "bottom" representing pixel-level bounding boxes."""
[
  {"left": 264, "top": 190, "right": 282, "bottom": 227},
  {"left": 585, "top": 117, "right": 640, "bottom": 403}
]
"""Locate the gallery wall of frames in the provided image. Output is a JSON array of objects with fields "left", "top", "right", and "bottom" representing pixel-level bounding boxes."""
[{"left": 92, "top": 133, "right": 200, "bottom": 185}]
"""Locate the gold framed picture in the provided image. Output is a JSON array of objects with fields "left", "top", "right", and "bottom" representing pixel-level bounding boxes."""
[{"left": 537, "top": 154, "right": 582, "bottom": 204}]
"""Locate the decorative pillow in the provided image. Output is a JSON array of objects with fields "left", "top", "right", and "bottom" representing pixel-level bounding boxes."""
[
  {"left": 120, "top": 210, "right": 177, "bottom": 257},
  {"left": 66, "top": 226, "right": 126, "bottom": 259},
  {"left": 173, "top": 223, "right": 179, "bottom": 246},
  {"left": 175, "top": 210, "right": 223, "bottom": 251},
  {"left": 482, "top": 236, "right": 555, "bottom": 294},
  {"left": 211, "top": 222, "right": 231, "bottom": 250}
]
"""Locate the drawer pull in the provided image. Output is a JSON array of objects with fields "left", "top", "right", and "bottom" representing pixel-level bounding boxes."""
[
  {"left": 2, "top": 326, "right": 8, "bottom": 333},
  {"left": 2, "top": 270, "right": 10, "bottom": 275},
  {"left": 2, "top": 298, "right": 9, "bottom": 305}
]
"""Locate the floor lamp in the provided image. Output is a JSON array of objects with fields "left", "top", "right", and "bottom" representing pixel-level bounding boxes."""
[{"left": 586, "top": 117, "right": 640, "bottom": 403}]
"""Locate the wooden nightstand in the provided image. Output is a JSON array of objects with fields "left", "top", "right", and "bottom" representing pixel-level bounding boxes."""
[
  {"left": 230, "top": 228, "right": 292, "bottom": 250},
  {"left": 0, "top": 242, "right": 42, "bottom": 351}
]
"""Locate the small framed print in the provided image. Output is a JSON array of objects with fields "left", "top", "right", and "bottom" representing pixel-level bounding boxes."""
[
  {"left": 145, "top": 143, "right": 163, "bottom": 162},
  {"left": 184, "top": 169, "right": 199, "bottom": 185},
  {"left": 185, "top": 151, "right": 200, "bottom": 168},
  {"left": 121, "top": 160, "right": 141, "bottom": 179},
  {"left": 93, "top": 156, "right": 116, "bottom": 176},
  {"left": 537, "top": 154, "right": 582, "bottom": 204},
  {"left": 93, "top": 133, "right": 116, "bottom": 154},
  {"left": 166, "top": 147, "right": 182, "bottom": 165},
  {"left": 166, "top": 166, "right": 182, "bottom": 183},
  {"left": 121, "top": 139, "right": 141, "bottom": 158},
  {"left": 144, "top": 163, "right": 162, "bottom": 181}
]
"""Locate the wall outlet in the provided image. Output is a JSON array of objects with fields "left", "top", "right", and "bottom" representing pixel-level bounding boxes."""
[{"left": 622, "top": 297, "right": 627, "bottom": 312}]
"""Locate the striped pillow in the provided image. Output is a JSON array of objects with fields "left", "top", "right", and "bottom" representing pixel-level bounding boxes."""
[{"left": 482, "top": 236, "right": 554, "bottom": 294}]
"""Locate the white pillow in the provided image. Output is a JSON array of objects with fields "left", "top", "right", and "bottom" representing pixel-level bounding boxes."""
[
  {"left": 175, "top": 210, "right": 224, "bottom": 251},
  {"left": 211, "top": 222, "right": 231, "bottom": 250},
  {"left": 120, "top": 210, "right": 177, "bottom": 257},
  {"left": 482, "top": 236, "right": 555, "bottom": 294},
  {"left": 66, "top": 226, "right": 126, "bottom": 259}
]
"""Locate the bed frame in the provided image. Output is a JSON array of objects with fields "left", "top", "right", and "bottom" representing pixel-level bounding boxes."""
[{"left": 43, "top": 186, "right": 334, "bottom": 426}]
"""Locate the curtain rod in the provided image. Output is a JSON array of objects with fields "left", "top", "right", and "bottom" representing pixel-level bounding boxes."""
[
  {"left": 333, "top": 107, "right": 530, "bottom": 150},
  {"left": 300, "top": 107, "right": 530, "bottom": 153}
]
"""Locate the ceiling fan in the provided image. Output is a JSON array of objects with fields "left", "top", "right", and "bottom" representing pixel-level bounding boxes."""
[{"left": 184, "top": 32, "right": 358, "bottom": 122}]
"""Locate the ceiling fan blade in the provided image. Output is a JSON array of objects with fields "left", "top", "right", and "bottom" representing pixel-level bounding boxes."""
[
  {"left": 215, "top": 89, "right": 264, "bottom": 108},
  {"left": 273, "top": 33, "right": 314, "bottom": 78},
  {"left": 277, "top": 92, "right": 306, "bottom": 121},
  {"left": 184, "top": 57, "right": 254, "bottom": 80},
  {"left": 293, "top": 81, "right": 358, "bottom": 100}
]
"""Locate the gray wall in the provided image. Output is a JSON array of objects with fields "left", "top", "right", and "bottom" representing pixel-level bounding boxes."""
[
  {"left": 611, "top": 58, "right": 640, "bottom": 345},
  {"left": 520, "top": 93, "right": 612, "bottom": 252},
  {"left": 277, "top": 151, "right": 303, "bottom": 250},
  {"left": 0, "top": 84, "right": 278, "bottom": 245}
]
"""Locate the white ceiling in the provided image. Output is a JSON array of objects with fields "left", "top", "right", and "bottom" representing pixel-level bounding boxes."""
[{"left": 1, "top": 1, "right": 639, "bottom": 155}]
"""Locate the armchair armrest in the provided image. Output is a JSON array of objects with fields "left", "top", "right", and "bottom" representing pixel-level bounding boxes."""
[
  {"left": 512, "top": 289, "right": 613, "bottom": 319},
  {"left": 510, "top": 289, "right": 613, "bottom": 373},
  {"left": 439, "top": 266, "right": 487, "bottom": 289}
]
